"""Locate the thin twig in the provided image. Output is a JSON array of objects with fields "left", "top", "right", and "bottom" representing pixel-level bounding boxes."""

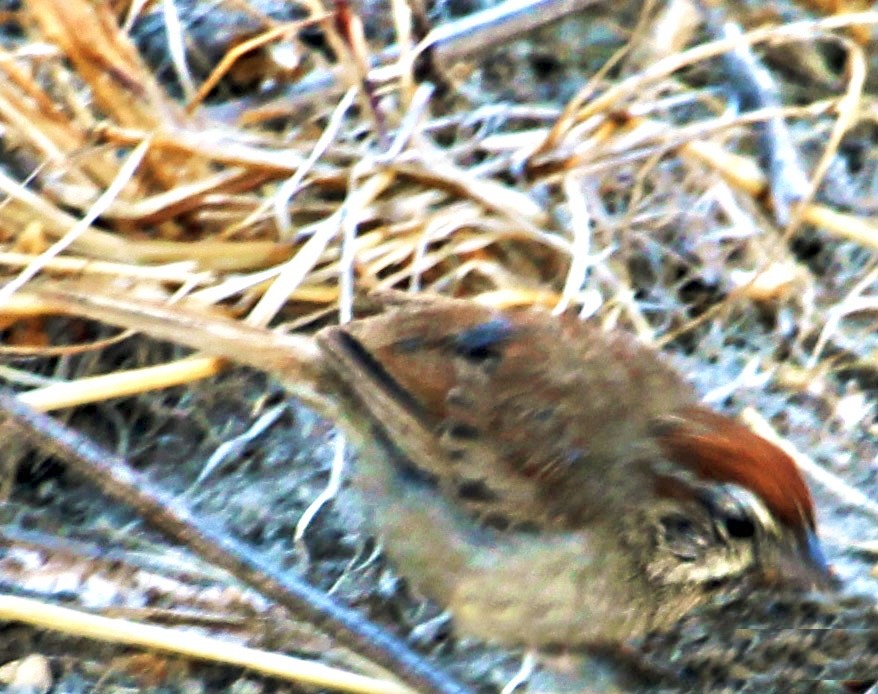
[
  {"left": 217, "top": 0, "right": 602, "bottom": 120},
  {"left": 709, "top": 17, "right": 809, "bottom": 224},
  {"left": 0, "top": 390, "right": 470, "bottom": 694},
  {"left": 0, "top": 594, "right": 411, "bottom": 694}
]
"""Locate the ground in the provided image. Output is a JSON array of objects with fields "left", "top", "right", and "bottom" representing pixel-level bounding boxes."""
[{"left": 0, "top": 0, "right": 877, "bottom": 692}]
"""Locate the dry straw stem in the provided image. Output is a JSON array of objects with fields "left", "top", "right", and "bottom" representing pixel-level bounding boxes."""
[
  {"left": 534, "top": 10, "right": 878, "bottom": 245},
  {"left": 1, "top": 2, "right": 876, "bottom": 420},
  {"left": 0, "top": 139, "right": 152, "bottom": 303},
  {"left": 17, "top": 357, "right": 227, "bottom": 413},
  {"left": 742, "top": 408, "right": 878, "bottom": 522},
  {"left": 532, "top": 99, "right": 878, "bottom": 247},
  {"left": 184, "top": 16, "right": 331, "bottom": 114},
  {"left": 808, "top": 264, "right": 878, "bottom": 369},
  {"left": 232, "top": 0, "right": 604, "bottom": 121},
  {"left": 0, "top": 390, "right": 458, "bottom": 693},
  {"left": 0, "top": 595, "right": 414, "bottom": 694},
  {"left": 0, "top": 2, "right": 876, "bottom": 688},
  {"left": 26, "top": 1, "right": 210, "bottom": 190},
  {"left": 2, "top": 0, "right": 874, "bottom": 327},
  {"left": 2, "top": 281, "right": 573, "bottom": 413},
  {"left": 793, "top": 0, "right": 875, "bottom": 44},
  {"left": 3, "top": 1, "right": 302, "bottom": 268},
  {"left": 0, "top": 165, "right": 292, "bottom": 269},
  {"left": 554, "top": 10, "right": 878, "bottom": 134},
  {"left": 0, "top": 252, "right": 211, "bottom": 285},
  {"left": 2, "top": 286, "right": 333, "bottom": 416}
]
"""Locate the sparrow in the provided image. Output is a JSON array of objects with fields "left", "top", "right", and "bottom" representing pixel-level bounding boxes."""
[{"left": 11, "top": 286, "right": 833, "bottom": 647}]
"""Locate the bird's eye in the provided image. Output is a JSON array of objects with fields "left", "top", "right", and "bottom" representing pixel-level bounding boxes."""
[
  {"left": 723, "top": 513, "right": 756, "bottom": 539},
  {"left": 701, "top": 484, "right": 764, "bottom": 540}
]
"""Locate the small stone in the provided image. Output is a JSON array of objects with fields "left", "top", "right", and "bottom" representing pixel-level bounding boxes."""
[{"left": 0, "top": 654, "right": 52, "bottom": 694}]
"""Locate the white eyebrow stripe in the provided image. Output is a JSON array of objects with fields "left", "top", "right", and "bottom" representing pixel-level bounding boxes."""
[{"left": 727, "top": 484, "right": 780, "bottom": 537}]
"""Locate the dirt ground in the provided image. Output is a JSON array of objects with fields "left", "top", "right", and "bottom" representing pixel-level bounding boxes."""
[{"left": 1, "top": 0, "right": 877, "bottom": 692}]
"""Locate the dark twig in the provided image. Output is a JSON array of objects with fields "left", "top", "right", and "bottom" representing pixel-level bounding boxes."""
[
  {"left": 212, "top": 0, "right": 602, "bottom": 122},
  {"left": 0, "top": 389, "right": 470, "bottom": 694},
  {"left": 708, "top": 15, "right": 809, "bottom": 225},
  {"left": 422, "top": 0, "right": 601, "bottom": 68}
]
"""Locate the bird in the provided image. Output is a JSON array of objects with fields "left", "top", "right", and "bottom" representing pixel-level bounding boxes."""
[{"left": 17, "top": 285, "right": 834, "bottom": 647}]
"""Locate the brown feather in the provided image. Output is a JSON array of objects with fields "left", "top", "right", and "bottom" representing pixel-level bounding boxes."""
[
  {"left": 320, "top": 296, "right": 697, "bottom": 527},
  {"left": 653, "top": 405, "right": 816, "bottom": 532}
]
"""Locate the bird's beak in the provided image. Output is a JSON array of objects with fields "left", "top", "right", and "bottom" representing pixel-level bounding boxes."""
[{"left": 766, "top": 529, "right": 838, "bottom": 591}]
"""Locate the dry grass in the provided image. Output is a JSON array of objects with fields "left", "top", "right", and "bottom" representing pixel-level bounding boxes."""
[{"left": 0, "top": 0, "right": 877, "bottom": 691}]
